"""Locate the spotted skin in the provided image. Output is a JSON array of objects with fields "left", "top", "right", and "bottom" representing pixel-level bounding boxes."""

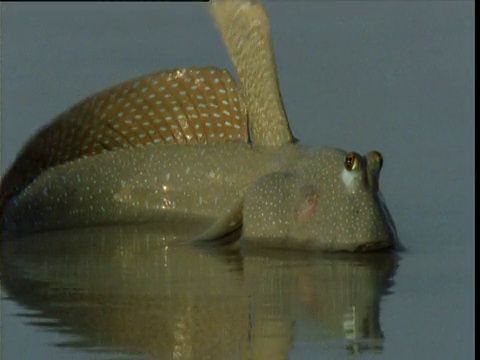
[
  {"left": 3, "top": 144, "right": 272, "bottom": 235},
  {"left": 0, "top": 0, "right": 398, "bottom": 251}
]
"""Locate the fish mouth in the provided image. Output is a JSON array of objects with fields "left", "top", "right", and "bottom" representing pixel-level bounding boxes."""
[{"left": 355, "top": 240, "right": 394, "bottom": 252}]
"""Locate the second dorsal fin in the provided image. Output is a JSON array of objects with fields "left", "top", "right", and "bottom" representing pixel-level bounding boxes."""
[
  {"left": 0, "top": 67, "right": 249, "bottom": 214},
  {"left": 55, "top": 66, "right": 250, "bottom": 158}
]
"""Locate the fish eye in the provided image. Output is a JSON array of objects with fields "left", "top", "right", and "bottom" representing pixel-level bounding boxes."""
[{"left": 344, "top": 152, "right": 358, "bottom": 171}]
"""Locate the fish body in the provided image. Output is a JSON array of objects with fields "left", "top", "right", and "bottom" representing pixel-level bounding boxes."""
[
  {"left": 3, "top": 143, "right": 396, "bottom": 251},
  {"left": 3, "top": 143, "right": 271, "bottom": 235},
  {"left": 0, "top": 0, "right": 398, "bottom": 251}
]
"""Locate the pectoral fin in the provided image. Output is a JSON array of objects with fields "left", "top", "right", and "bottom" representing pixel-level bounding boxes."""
[{"left": 189, "top": 197, "right": 244, "bottom": 246}]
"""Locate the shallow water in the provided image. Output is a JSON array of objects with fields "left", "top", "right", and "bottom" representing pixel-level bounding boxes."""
[
  {"left": 2, "top": 226, "right": 399, "bottom": 359},
  {"left": 1, "top": 2, "right": 474, "bottom": 359}
]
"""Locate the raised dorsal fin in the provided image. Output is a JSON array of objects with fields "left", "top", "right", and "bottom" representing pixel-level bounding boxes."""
[
  {"left": 0, "top": 67, "right": 249, "bottom": 213},
  {"left": 209, "top": 0, "right": 294, "bottom": 146}
]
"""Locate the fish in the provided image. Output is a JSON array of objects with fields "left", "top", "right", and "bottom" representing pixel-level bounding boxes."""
[{"left": 0, "top": 0, "right": 398, "bottom": 251}]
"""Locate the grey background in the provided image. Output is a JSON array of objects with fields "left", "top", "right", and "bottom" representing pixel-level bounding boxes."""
[{"left": 1, "top": 1, "right": 474, "bottom": 359}]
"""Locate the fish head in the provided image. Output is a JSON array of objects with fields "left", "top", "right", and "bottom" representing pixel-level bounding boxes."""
[{"left": 242, "top": 148, "right": 398, "bottom": 252}]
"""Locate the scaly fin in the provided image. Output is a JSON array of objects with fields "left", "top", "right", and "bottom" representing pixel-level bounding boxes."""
[{"left": 209, "top": 0, "right": 294, "bottom": 146}]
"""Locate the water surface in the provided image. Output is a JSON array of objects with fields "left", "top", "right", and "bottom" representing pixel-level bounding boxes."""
[{"left": 2, "top": 226, "right": 399, "bottom": 358}]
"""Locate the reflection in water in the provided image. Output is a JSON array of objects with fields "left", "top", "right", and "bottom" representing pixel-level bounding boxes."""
[{"left": 0, "top": 225, "right": 398, "bottom": 359}]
